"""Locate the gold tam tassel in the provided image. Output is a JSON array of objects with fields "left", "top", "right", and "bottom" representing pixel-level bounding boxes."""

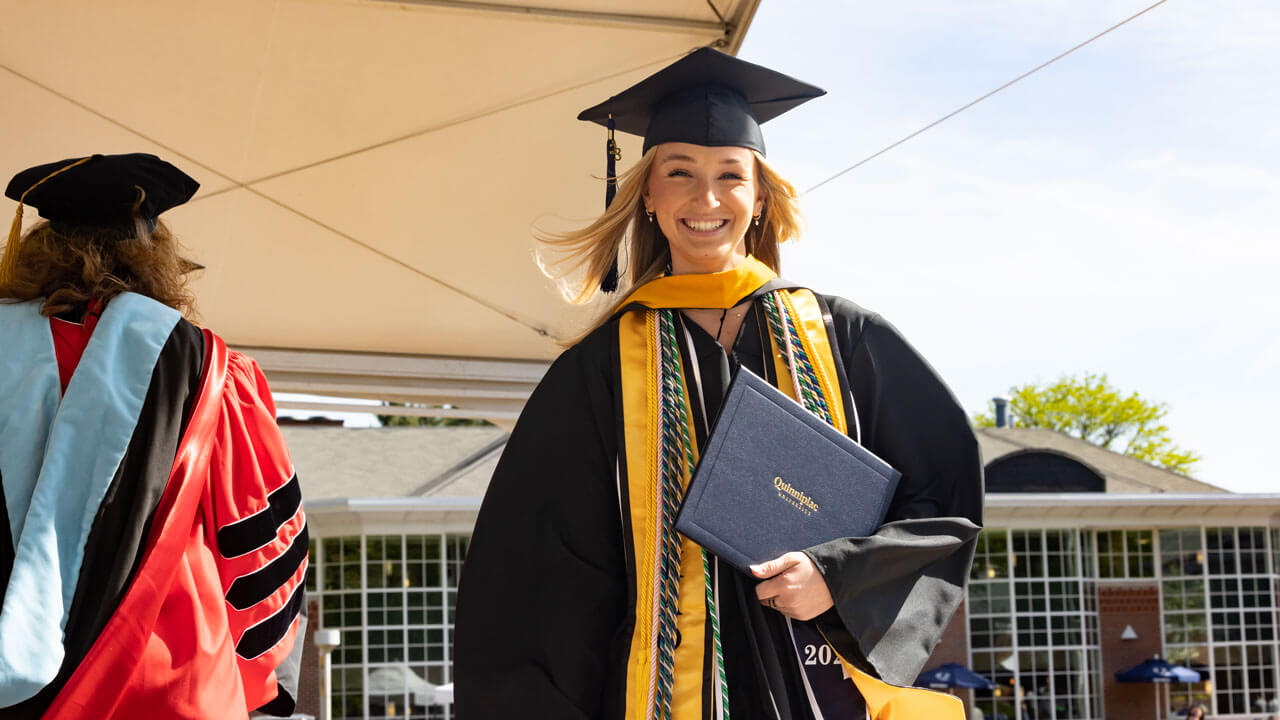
[
  {"left": 0, "top": 156, "right": 95, "bottom": 286},
  {"left": 0, "top": 202, "right": 23, "bottom": 286}
]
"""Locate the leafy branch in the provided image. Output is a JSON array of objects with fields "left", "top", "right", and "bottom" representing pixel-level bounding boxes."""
[{"left": 974, "top": 373, "right": 1200, "bottom": 475}]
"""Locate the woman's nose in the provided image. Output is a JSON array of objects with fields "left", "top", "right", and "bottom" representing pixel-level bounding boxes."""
[{"left": 693, "top": 178, "right": 719, "bottom": 207}]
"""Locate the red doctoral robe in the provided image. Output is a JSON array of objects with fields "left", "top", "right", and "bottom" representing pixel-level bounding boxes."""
[{"left": 0, "top": 294, "right": 306, "bottom": 719}]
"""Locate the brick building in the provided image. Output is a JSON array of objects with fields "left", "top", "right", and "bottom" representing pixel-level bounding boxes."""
[
  {"left": 280, "top": 423, "right": 1280, "bottom": 720},
  {"left": 958, "top": 426, "right": 1279, "bottom": 720}
]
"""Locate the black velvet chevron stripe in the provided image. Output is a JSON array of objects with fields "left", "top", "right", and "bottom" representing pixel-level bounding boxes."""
[
  {"left": 236, "top": 579, "right": 305, "bottom": 660},
  {"left": 216, "top": 474, "right": 301, "bottom": 558},
  {"left": 225, "top": 523, "right": 309, "bottom": 611}
]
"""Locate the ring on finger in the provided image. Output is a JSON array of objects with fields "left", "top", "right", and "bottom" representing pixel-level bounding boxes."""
[{"left": 767, "top": 597, "right": 777, "bottom": 609}]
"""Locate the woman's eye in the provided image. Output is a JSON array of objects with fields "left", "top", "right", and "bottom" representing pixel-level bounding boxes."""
[
  {"left": 667, "top": 169, "right": 692, "bottom": 178},
  {"left": 720, "top": 173, "right": 746, "bottom": 181}
]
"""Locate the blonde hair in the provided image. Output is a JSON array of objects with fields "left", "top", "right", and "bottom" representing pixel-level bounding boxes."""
[{"left": 540, "top": 147, "right": 804, "bottom": 336}]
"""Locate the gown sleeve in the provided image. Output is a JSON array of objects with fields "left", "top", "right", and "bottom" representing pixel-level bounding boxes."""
[
  {"left": 202, "top": 351, "right": 308, "bottom": 715},
  {"left": 454, "top": 331, "right": 629, "bottom": 719},
  {"left": 803, "top": 297, "right": 984, "bottom": 687}
]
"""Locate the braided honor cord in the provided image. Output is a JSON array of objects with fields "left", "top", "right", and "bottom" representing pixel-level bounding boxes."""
[
  {"left": 655, "top": 308, "right": 730, "bottom": 719},
  {"left": 759, "top": 292, "right": 833, "bottom": 424}
]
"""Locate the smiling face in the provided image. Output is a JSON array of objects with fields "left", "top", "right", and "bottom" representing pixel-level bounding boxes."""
[{"left": 643, "top": 142, "right": 764, "bottom": 275}]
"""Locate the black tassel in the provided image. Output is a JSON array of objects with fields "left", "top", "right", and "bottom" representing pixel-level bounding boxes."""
[
  {"left": 601, "top": 260, "right": 619, "bottom": 293},
  {"left": 601, "top": 114, "right": 621, "bottom": 293},
  {"left": 605, "top": 115, "right": 618, "bottom": 209}
]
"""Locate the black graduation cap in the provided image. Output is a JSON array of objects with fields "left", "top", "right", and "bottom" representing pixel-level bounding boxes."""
[
  {"left": 6, "top": 153, "right": 199, "bottom": 233},
  {"left": 577, "top": 47, "right": 824, "bottom": 291},
  {"left": 1, "top": 153, "right": 201, "bottom": 284},
  {"left": 579, "top": 47, "right": 825, "bottom": 158}
]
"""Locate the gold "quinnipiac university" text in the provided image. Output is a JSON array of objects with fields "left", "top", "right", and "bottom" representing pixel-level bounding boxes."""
[{"left": 774, "top": 476, "right": 819, "bottom": 515}]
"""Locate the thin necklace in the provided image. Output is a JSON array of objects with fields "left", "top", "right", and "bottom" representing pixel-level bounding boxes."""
[{"left": 712, "top": 305, "right": 747, "bottom": 345}]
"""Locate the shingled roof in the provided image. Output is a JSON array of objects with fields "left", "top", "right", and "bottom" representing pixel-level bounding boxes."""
[
  {"left": 976, "top": 426, "right": 1226, "bottom": 494},
  {"left": 285, "top": 423, "right": 1228, "bottom": 502},
  {"left": 283, "top": 425, "right": 507, "bottom": 500}
]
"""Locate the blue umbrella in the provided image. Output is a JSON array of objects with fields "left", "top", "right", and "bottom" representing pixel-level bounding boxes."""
[
  {"left": 1115, "top": 657, "right": 1201, "bottom": 720},
  {"left": 914, "top": 662, "right": 997, "bottom": 690},
  {"left": 1115, "top": 657, "right": 1201, "bottom": 684}
]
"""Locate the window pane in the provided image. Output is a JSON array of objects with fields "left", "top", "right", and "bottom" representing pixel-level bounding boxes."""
[
  {"left": 313, "top": 532, "right": 470, "bottom": 720},
  {"left": 970, "top": 530, "right": 1102, "bottom": 718}
]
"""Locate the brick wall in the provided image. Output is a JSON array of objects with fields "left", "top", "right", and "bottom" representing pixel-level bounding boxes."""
[
  {"left": 295, "top": 599, "right": 322, "bottom": 718},
  {"left": 1098, "top": 583, "right": 1163, "bottom": 720},
  {"left": 931, "top": 598, "right": 971, "bottom": 666},
  {"left": 925, "top": 599, "right": 976, "bottom": 718}
]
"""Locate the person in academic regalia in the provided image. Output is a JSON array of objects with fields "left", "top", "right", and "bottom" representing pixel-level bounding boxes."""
[
  {"left": 0, "top": 153, "right": 307, "bottom": 720},
  {"left": 455, "top": 48, "right": 983, "bottom": 720}
]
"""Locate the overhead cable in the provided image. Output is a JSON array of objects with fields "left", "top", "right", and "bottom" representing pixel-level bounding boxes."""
[{"left": 803, "top": 0, "right": 1171, "bottom": 196}]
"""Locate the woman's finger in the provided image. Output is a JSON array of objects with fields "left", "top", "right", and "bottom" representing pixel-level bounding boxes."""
[
  {"left": 749, "top": 552, "right": 804, "bottom": 579},
  {"left": 755, "top": 574, "right": 784, "bottom": 600}
]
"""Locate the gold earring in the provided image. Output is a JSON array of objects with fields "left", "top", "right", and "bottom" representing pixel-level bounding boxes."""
[
  {"left": 753, "top": 214, "right": 761, "bottom": 227},
  {"left": 647, "top": 211, "right": 654, "bottom": 223}
]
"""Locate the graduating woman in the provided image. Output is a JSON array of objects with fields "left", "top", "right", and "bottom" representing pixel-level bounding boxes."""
[
  {"left": 0, "top": 154, "right": 307, "bottom": 719},
  {"left": 455, "top": 49, "right": 983, "bottom": 719}
]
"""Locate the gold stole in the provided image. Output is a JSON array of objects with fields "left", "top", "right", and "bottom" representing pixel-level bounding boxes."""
[{"left": 616, "top": 257, "right": 962, "bottom": 720}]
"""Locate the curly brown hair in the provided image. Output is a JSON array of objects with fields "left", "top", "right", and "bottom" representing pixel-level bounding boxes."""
[{"left": 0, "top": 219, "right": 197, "bottom": 317}]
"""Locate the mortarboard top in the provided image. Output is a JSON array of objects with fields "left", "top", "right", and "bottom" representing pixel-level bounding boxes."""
[
  {"left": 578, "top": 46, "right": 825, "bottom": 157},
  {"left": 6, "top": 153, "right": 199, "bottom": 233},
  {"left": 1, "top": 153, "right": 201, "bottom": 285}
]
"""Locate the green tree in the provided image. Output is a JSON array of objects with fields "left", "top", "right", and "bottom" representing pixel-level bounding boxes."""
[{"left": 974, "top": 373, "right": 1200, "bottom": 475}]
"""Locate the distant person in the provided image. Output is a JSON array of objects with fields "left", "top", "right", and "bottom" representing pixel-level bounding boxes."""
[
  {"left": 0, "top": 154, "right": 307, "bottom": 719},
  {"left": 455, "top": 48, "right": 982, "bottom": 718}
]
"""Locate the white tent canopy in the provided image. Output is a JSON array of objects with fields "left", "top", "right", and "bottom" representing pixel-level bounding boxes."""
[{"left": 2, "top": 0, "right": 759, "bottom": 416}]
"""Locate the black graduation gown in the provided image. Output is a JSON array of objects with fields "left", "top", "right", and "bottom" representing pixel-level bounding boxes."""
[{"left": 454, "top": 294, "right": 983, "bottom": 719}]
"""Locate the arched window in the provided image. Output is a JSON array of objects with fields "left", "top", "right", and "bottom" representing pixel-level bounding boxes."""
[{"left": 986, "top": 450, "right": 1105, "bottom": 493}]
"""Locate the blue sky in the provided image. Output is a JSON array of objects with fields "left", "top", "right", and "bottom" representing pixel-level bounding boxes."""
[{"left": 739, "top": 0, "right": 1280, "bottom": 492}]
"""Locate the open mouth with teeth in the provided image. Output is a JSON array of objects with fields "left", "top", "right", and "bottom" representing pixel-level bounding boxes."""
[{"left": 681, "top": 218, "right": 729, "bottom": 232}]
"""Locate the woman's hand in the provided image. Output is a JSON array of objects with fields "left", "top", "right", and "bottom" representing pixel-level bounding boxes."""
[{"left": 750, "top": 552, "right": 834, "bottom": 621}]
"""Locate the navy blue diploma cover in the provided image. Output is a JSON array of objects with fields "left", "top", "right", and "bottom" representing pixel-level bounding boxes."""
[{"left": 675, "top": 367, "right": 901, "bottom": 573}]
